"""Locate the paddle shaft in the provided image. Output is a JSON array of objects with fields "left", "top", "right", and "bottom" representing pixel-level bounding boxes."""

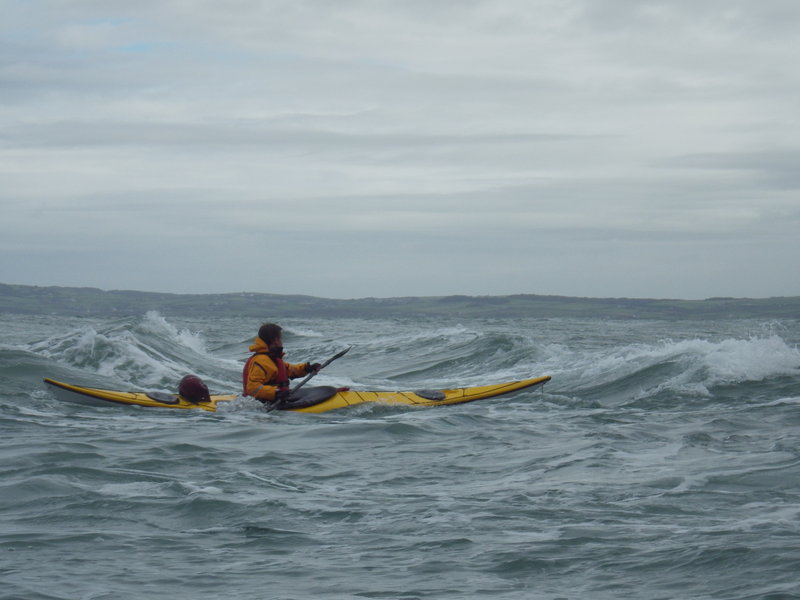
[{"left": 292, "top": 345, "right": 352, "bottom": 393}]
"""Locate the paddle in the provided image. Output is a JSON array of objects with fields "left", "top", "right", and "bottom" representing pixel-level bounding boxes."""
[
  {"left": 268, "top": 345, "right": 352, "bottom": 411},
  {"left": 292, "top": 345, "right": 352, "bottom": 393}
]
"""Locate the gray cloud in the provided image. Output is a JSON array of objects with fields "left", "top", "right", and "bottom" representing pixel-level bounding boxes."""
[{"left": 1, "top": 0, "right": 798, "bottom": 298}]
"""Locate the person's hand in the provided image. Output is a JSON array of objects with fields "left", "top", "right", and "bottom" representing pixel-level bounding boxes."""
[
  {"left": 275, "top": 388, "right": 292, "bottom": 403},
  {"left": 307, "top": 363, "right": 322, "bottom": 374}
]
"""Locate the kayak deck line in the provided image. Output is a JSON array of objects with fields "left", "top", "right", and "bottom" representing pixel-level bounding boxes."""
[{"left": 42, "top": 375, "right": 551, "bottom": 414}]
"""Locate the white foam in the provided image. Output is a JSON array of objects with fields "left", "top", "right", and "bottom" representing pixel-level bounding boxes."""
[
  {"left": 697, "top": 335, "right": 800, "bottom": 384},
  {"left": 98, "top": 481, "right": 174, "bottom": 498},
  {"left": 542, "top": 332, "right": 800, "bottom": 398},
  {"left": 140, "top": 310, "right": 207, "bottom": 354},
  {"left": 282, "top": 325, "right": 324, "bottom": 338}
]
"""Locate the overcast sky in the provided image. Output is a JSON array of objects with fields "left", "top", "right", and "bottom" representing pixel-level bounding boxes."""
[{"left": 2, "top": 1, "right": 798, "bottom": 299}]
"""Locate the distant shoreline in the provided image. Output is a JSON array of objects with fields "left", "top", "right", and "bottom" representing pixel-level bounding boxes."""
[{"left": 2, "top": 283, "right": 798, "bottom": 320}]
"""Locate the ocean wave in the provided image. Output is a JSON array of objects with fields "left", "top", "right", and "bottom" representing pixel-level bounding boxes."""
[
  {"left": 24, "top": 311, "right": 239, "bottom": 391},
  {"left": 546, "top": 333, "right": 800, "bottom": 403}
]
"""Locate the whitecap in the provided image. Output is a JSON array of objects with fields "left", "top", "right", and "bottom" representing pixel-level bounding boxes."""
[
  {"left": 97, "top": 481, "right": 175, "bottom": 498},
  {"left": 139, "top": 310, "right": 207, "bottom": 355}
]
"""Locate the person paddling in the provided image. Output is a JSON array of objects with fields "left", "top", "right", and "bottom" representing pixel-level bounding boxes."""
[{"left": 242, "top": 323, "right": 320, "bottom": 405}]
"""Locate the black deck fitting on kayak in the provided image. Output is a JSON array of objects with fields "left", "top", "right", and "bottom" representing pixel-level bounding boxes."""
[
  {"left": 146, "top": 392, "right": 181, "bottom": 405},
  {"left": 414, "top": 390, "right": 446, "bottom": 401}
]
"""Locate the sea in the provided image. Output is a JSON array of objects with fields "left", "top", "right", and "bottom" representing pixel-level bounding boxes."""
[{"left": 2, "top": 310, "right": 800, "bottom": 600}]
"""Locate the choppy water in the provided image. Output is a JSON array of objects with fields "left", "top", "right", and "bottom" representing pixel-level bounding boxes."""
[{"left": 2, "top": 311, "right": 800, "bottom": 599}]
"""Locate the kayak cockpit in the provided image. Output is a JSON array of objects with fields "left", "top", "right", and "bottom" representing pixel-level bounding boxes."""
[
  {"left": 145, "top": 392, "right": 181, "bottom": 405},
  {"left": 273, "top": 386, "right": 340, "bottom": 410}
]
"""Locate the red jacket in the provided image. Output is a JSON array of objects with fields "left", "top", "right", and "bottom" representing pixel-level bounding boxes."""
[{"left": 243, "top": 338, "right": 309, "bottom": 402}]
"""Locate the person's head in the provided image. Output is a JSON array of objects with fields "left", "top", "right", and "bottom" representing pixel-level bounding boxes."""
[
  {"left": 258, "top": 323, "right": 283, "bottom": 346},
  {"left": 178, "top": 374, "right": 211, "bottom": 403}
]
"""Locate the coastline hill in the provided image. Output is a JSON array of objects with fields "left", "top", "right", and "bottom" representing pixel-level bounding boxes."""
[{"left": 1, "top": 283, "right": 798, "bottom": 319}]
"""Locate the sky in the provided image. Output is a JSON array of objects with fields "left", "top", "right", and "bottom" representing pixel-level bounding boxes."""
[{"left": 1, "top": 0, "right": 799, "bottom": 300}]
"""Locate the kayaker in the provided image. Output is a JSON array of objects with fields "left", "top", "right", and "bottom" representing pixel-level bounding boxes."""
[{"left": 242, "top": 323, "right": 321, "bottom": 405}]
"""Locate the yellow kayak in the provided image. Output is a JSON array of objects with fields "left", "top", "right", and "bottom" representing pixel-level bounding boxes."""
[{"left": 43, "top": 376, "right": 551, "bottom": 414}]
